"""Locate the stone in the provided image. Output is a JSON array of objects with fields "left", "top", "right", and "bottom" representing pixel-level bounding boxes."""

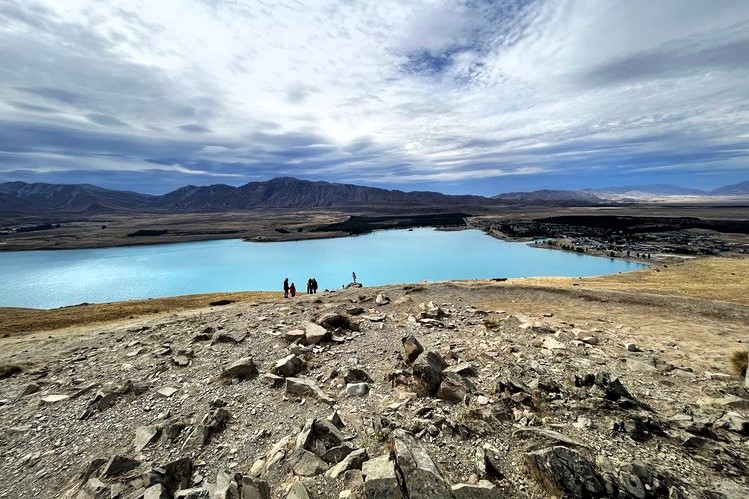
[
  {"left": 286, "top": 481, "right": 311, "bottom": 499},
  {"left": 78, "top": 478, "right": 109, "bottom": 499},
  {"left": 296, "top": 418, "right": 346, "bottom": 456},
  {"left": 375, "top": 294, "right": 390, "bottom": 306},
  {"left": 346, "top": 306, "right": 364, "bottom": 316},
  {"left": 171, "top": 355, "right": 190, "bottom": 367},
  {"left": 289, "top": 448, "right": 329, "bottom": 476},
  {"left": 594, "top": 371, "right": 650, "bottom": 409},
  {"left": 303, "top": 321, "right": 329, "bottom": 345},
  {"left": 476, "top": 444, "right": 503, "bottom": 478},
  {"left": 18, "top": 383, "right": 40, "bottom": 397},
  {"left": 326, "top": 448, "right": 368, "bottom": 479},
  {"left": 390, "top": 429, "right": 452, "bottom": 498},
  {"left": 436, "top": 372, "right": 469, "bottom": 403},
  {"left": 285, "top": 378, "right": 335, "bottom": 405},
  {"left": 175, "top": 489, "right": 210, "bottom": 498},
  {"left": 157, "top": 457, "right": 193, "bottom": 494},
  {"left": 224, "top": 357, "right": 258, "bottom": 380},
  {"left": 444, "top": 362, "right": 478, "bottom": 377},
  {"left": 627, "top": 359, "right": 657, "bottom": 373},
  {"left": 41, "top": 394, "right": 70, "bottom": 404},
  {"left": 213, "top": 331, "right": 246, "bottom": 343},
  {"left": 362, "top": 455, "right": 402, "bottom": 499},
  {"left": 100, "top": 455, "right": 141, "bottom": 479},
  {"left": 144, "top": 484, "right": 167, "bottom": 499},
  {"left": 513, "top": 428, "right": 588, "bottom": 450},
  {"left": 342, "top": 367, "right": 373, "bottom": 384},
  {"left": 402, "top": 335, "right": 424, "bottom": 364},
  {"left": 540, "top": 337, "right": 566, "bottom": 350},
  {"left": 284, "top": 329, "right": 306, "bottom": 343},
  {"left": 316, "top": 312, "right": 359, "bottom": 331},
  {"left": 345, "top": 383, "right": 370, "bottom": 397},
  {"left": 241, "top": 477, "right": 271, "bottom": 499},
  {"left": 260, "top": 373, "right": 285, "bottom": 388},
  {"left": 157, "top": 387, "right": 178, "bottom": 398},
  {"left": 134, "top": 426, "right": 160, "bottom": 451},
  {"left": 412, "top": 351, "right": 446, "bottom": 397},
  {"left": 623, "top": 342, "right": 642, "bottom": 352},
  {"left": 321, "top": 445, "right": 355, "bottom": 465},
  {"left": 451, "top": 480, "right": 502, "bottom": 499},
  {"left": 266, "top": 435, "right": 293, "bottom": 468},
  {"left": 620, "top": 471, "right": 646, "bottom": 499},
  {"left": 525, "top": 446, "right": 605, "bottom": 498},
  {"left": 272, "top": 354, "right": 305, "bottom": 377}
]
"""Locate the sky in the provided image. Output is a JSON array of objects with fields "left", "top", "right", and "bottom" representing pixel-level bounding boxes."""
[{"left": 0, "top": 0, "right": 748, "bottom": 195}]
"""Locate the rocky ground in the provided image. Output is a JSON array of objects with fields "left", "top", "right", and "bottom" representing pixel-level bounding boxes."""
[{"left": 1, "top": 276, "right": 748, "bottom": 498}]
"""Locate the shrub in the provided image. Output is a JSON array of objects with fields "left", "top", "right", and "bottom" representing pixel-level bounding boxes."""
[{"left": 729, "top": 349, "right": 748, "bottom": 377}]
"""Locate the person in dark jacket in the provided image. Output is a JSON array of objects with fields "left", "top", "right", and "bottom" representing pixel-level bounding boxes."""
[
  {"left": 290, "top": 282, "right": 296, "bottom": 297},
  {"left": 283, "top": 278, "right": 289, "bottom": 298}
]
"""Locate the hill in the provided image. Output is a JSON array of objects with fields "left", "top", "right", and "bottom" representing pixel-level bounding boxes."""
[
  {"left": 492, "top": 189, "right": 605, "bottom": 206},
  {"left": 712, "top": 180, "right": 749, "bottom": 195}
]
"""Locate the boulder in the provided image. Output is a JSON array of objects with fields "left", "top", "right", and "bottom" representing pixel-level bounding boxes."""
[
  {"left": 289, "top": 448, "right": 329, "bottom": 476},
  {"left": 451, "top": 480, "right": 502, "bottom": 499},
  {"left": 436, "top": 372, "right": 470, "bottom": 403},
  {"left": 100, "top": 455, "right": 141, "bottom": 479},
  {"left": 144, "top": 484, "right": 167, "bottom": 499},
  {"left": 345, "top": 383, "right": 370, "bottom": 397},
  {"left": 134, "top": 426, "right": 160, "bottom": 451},
  {"left": 375, "top": 294, "right": 390, "bottom": 306},
  {"left": 525, "top": 446, "right": 605, "bottom": 498},
  {"left": 302, "top": 322, "right": 329, "bottom": 345},
  {"left": 284, "top": 329, "right": 306, "bottom": 343},
  {"left": 412, "top": 351, "right": 446, "bottom": 397},
  {"left": 444, "top": 362, "right": 479, "bottom": 377},
  {"left": 285, "top": 378, "right": 336, "bottom": 405},
  {"left": 321, "top": 444, "right": 355, "bottom": 465},
  {"left": 271, "top": 355, "right": 305, "bottom": 378},
  {"left": 362, "top": 455, "right": 402, "bottom": 499},
  {"left": 296, "top": 418, "right": 346, "bottom": 456},
  {"left": 171, "top": 355, "right": 190, "bottom": 367},
  {"left": 390, "top": 429, "right": 451, "bottom": 498},
  {"left": 241, "top": 477, "right": 271, "bottom": 499},
  {"left": 402, "top": 335, "right": 424, "bottom": 364},
  {"left": 286, "top": 482, "right": 311, "bottom": 499},
  {"left": 224, "top": 357, "right": 258, "bottom": 380},
  {"left": 326, "top": 448, "right": 368, "bottom": 479}
]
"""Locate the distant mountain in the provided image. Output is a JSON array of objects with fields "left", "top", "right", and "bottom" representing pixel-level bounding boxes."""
[
  {"left": 492, "top": 189, "right": 605, "bottom": 206},
  {"left": 0, "top": 182, "right": 156, "bottom": 213},
  {"left": 594, "top": 184, "right": 707, "bottom": 196},
  {"left": 711, "top": 180, "right": 749, "bottom": 195}
]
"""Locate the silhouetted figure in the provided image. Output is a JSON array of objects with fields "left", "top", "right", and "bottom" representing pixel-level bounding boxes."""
[
  {"left": 290, "top": 282, "right": 296, "bottom": 298},
  {"left": 311, "top": 278, "right": 318, "bottom": 293},
  {"left": 352, "top": 271, "right": 357, "bottom": 284},
  {"left": 283, "top": 278, "right": 289, "bottom": 298},
  {"left": 306, "top": 278, "right": 313, "bottom": 294}
]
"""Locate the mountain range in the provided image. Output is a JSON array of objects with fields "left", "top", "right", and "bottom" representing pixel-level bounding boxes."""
[{"left": 0, "top": 177, "right": 746, "bottom": 218}]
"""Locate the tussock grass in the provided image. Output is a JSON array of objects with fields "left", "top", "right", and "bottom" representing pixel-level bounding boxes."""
[
  {"left": 0, "top": 291, "right": 276, "bottom": 337},
  {"left": 729, "top": 349, "right": 748, "bottom": 378}
]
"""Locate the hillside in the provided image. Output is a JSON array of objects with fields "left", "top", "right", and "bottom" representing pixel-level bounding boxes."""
[{"left": 712, "top": 180, "right": 749, "bottom": 195}]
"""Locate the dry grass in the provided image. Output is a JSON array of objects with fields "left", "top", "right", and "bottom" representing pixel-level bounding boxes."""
[
  {"left": 730, "top": 349, "right": 748, "bottom": 378},
  {"left": 508, "top": 257, "right": 749, "bottom": 305},
  {"left": 0, "top": 291, "right": 277, "bottom": 337}
]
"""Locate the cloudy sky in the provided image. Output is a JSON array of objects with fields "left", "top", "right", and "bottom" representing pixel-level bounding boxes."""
[{"left": 0, "top": 0, "right": 747, "bottom": 195}]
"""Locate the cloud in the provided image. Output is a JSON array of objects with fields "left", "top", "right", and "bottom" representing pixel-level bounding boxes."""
[{"left": 0, "top": 0, "right": 747, "bottom": 194}]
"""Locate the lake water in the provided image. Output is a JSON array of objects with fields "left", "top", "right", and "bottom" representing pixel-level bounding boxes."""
[{"left": 0, "top": 228, "right": 646, "bottom": 309}]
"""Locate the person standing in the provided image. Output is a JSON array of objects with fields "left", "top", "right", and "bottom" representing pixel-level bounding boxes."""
[
  {"left": 352, "top": 271, "right": 357, "bottom": 284},
  {"left": 290, "top": 282, "right": 296, "bottom": 298},
  {"left": 312, "top": 277, "right": 318, "bottom": 293},
  {"left": 283, "top": 277, "right": 289, "bottom": 298},
  {"left": 307, "top": 278, "right": 313, "bottom": 294}
]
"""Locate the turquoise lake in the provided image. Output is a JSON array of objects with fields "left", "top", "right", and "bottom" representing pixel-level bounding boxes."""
[{"left": 0, "top": 228, "right": 646, "bottom": 309}]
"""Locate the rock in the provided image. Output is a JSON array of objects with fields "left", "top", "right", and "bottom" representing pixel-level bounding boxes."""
[
  {"left": 540, "top": 337, "right": 566, "bottom": 350},
  {"left": 175, "top": 488, "right": 210, "bottom": 498},
  {"left": 342, "top": 367, "right": 373, "bottom": 384},
  {"left": 303, "top": 321, "right": 330, "bottom": 345},
  {"left": 412, "top": 351, "right": 446, "bottom": 397},
  {"left": 41, "top": 394, "right": 71, "bottom": 404},
  {"left": 402, "top": 335, "right": 424, "bottom": 364},
  {"left": 317, "top": 312, "right": 359, "bottom": 331},
  {"left": 525, "top": 446, "right": 605, "bottom": 498},
  {"left": 134, "top": 426, "right": 160, "bottom": 451},
  {"left": 296, "top": 418, "right": 346, "bottom": 456},
  {"left": 513, "top": 428, "right": 589, "bottom": 450},
  {"left": 213, "top": 331, "right": 247, "bottom": 343},
  {"left": 100, "top": 455, "right": 141, "bottom": 479},
  {"left": 444, "top": 362, "right": 479, "bottom": 377},
  {"left": 241, "top": 477, "right": 271, "bottom": 499},
  {"left": 345, "top": 383, "right": 370, "bottom": 397},
  {"left": 286, "top": 481, "right": 311, "bottom": 499},
  {"left": 171, "top": 355, "right": 190, "bottom": 367},
  {"left": 623, "top": 341, "right": 642, "bottom": 352},
  {"left": 77, "top": 478, "right": 109, "bottom": 499},
  {"left": 390, "top": 429, "right": 452, "bottom": 498},
  {"left": 451, "top": 480, "right": 502, "bottom": 499},
  {"left": 272, "top": 355, "right": 306, "bottom": 378},
  {"left": 284, "top": 329, "right": 306, "bottom": 343},
  {"left": 18, "top": 383, "right": 40, "bottom": 397},
  {"left": 436, "top": 372, "right": 470, "bottom": 402},
  {"left": 375, "top": 294, "right": 390, "bottom": 306},
  {"left": 362, "top": 455, "right": 402, "bottom": 499},
  {"left": 285, "top": 378, "right": 336, "bottom": 405},
  {"left": 476, "top": 444, "right": 503, "bottom": 478},
  {"left": 260, "top": 373, "right": 285, "bottom": 388},
  {"left": 224, "top": 357, "right": 258, "bottom": 380},
  {"left": 326, "top": 448, "right": 368, "bottom": 479},
  {"left": 157, "top": 387, "right": 178, "bottom": 398},
  {"left": 594, "top": 371, "right": 650, "bottom": 410},
  {"left": 346, "top": 306, "right": 364, "bottom": 316},
  {"left": 619, "top": 471, "right": 646, "bottom": 499},
  {"left": 627, "top": 359, "right": 657, "bottom": 373},
  {"left": 266, "top": 435, "right": 293, "bottom": 468},
  {"left": 144, "top": 484, "right": 167, "bottom": 499},
  {"left": 289, "top": 448, "right": 329, "bottom": 476},
  {"left": 321, "top": 444, "right": 354, "bottom": 465},
  {"left": 155, "top": 457, "right": 193, "bottom": 494}
]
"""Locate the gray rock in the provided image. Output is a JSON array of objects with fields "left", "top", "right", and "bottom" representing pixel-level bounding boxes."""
[
  {"left": 271, "top": 354, "right": 305, "bottom": 378},
  {"left": 451, "top": 480, "right": 502, "bottom": 499},
  {"left": 303, "top": 321, "right": 329, "bottom": 345},
  {"left": 213, "top": 331, "right": 247, "bottom": 343},
  {"left": 436, "top": 372, "right": 470, "bottom": 402},
  {"left": 224, "top": 357, "right": 258, "bottom": 380},
  {"left": 77, "top": 478, "right": 109, "bottom": 499},
  {"left": 391, "top": 429, "right": 451, "bottom": 498},
  {"left": 18, "top": 383, "right": 40, "bottom": 397},
  {"left": 134, "top": 426, "right": 160, "bottom": 451},
  {"left": 346, "top": 306, "right": 364, "bottom": 316},
  {"left": 402, "top": 335, "right": 424, "bottom": 364},
  {"left": 286, "top": 481, "right": 310, "bottom": 499},
  {"left": 525, "top": 446, "right": 605, "bottom": 498},
  {"left": 41, "top": 394, "right": 71, "bottom": 404},
  {"left": 100, "top": 455, "right": 141, "bottom": 479},
  {"left": 285, "top": 378, "right": 336, "bottom": 405},
  {"left": 289, "top": 448, "right": 329, "bottom": 476},
  {"left": 321, "top": 444, "right": 354, "bottom": 464},
  {"left": 326, "top": 448, "right": 368, "bottom": 479},
  {"left": 174, "top": 489, "right": 210, "bottom": 498},
  {"left": 260, "top": 373, "right": 285, "bottom": 388},
  {"left": 444, "top": 362, "right": 478, "bottom": 377},
  {"left": 619, "top": 471, "right": 646, "bottom": 499},
  {"left": 342, "top": 367, "right": 373, "bottom": 384},
  {"left": 345, "top": 383, "right": 370, "bottom": 397},
  {"left": 316, "top": 312, "right": 359, "bottom": 331},
  {"left": 413, "top": 351, "right": 446, "bottom": 397},
  {"left": 375, "top": 294, "right": 390, "bottom": 306},
  {"left": 284, "top": 329, "right": 306, "bottom": 343},
  {"left": 144, "top": 484, "right": 167, "bottom": 499},
  {"left": 476, "top": 444, "right": 503, "bottom": 478},
  {"left": 241, "top": 477, "right": 271, "bottom": 499},
  {"left": 362, "top": 455, "right": 402, "bottom": 499}
]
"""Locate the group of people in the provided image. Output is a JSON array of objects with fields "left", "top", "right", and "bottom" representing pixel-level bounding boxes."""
[{"left": 283, "top": 276, "right": 319, "bottom": 298}]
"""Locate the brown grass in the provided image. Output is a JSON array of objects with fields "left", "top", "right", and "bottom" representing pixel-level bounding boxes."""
[
  {"left": 730, "top": 349, "right": 748, "bottom": 378},
  {"left": 508, "top": 257, "right": 749, "bottom": 305},
  {"left": 0, "top": 291, "right": 277, "bottom": 337}
]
